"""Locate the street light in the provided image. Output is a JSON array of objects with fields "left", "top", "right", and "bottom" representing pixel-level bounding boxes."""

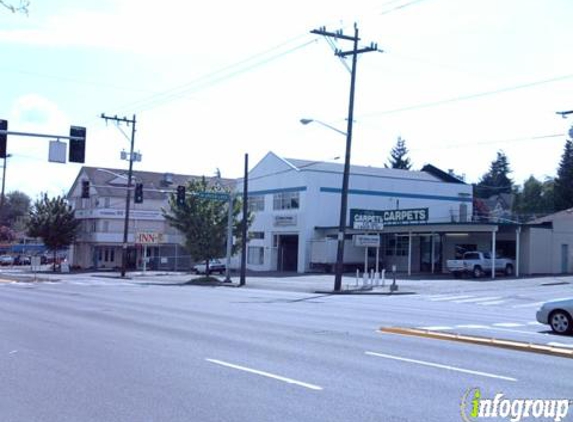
[
  {"left": 300, "top": 118, "right": 347, "bottom": 137},
  {"left": 300, "top": 117, "right": 351, "bottom": 292}
]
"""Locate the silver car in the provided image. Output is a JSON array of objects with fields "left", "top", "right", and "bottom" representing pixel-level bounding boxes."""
[{"left": 536, "top": 298, "right": 573, "bottom": 335}]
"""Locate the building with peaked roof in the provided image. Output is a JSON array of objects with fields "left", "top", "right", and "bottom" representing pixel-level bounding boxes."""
[
  {"left": 244, "top": 152, "right": 480, "bottom": 274},
  {"left": 67, "top": 167, "right": 233, "bottom": 271}
]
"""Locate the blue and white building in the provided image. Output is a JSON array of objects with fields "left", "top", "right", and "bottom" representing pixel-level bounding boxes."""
[{"left": 244, "top": 152, "right": 477, "bottom": 274}]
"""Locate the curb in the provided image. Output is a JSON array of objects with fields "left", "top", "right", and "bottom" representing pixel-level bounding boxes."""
[{"left": 379, "top": 326, "right": 573, "bottom": 359}]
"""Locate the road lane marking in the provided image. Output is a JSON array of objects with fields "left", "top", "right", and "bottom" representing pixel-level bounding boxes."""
[
  {"left": 511, "top": 302, "right": 544, "bottom": 309},
  {"left": 492, "top": 322, "right": 525, "bottom": 328},
  {"left": 205, "top": 359, "right": 323, "bottom": 391},
  {"left": 429, "top": 295, "right": 473, "bottom": 301},
  {"left": 365, "top": 351, "right": 517, "bottom": 382},
  {"left": 480, "top": 300, "right": 507, "bottom": 306},
  {"left": 527, "top": 321, "right": 543, "bottom": 326},
  {"left": 453, "top": 296, "right": 502, "bottom": 304}
]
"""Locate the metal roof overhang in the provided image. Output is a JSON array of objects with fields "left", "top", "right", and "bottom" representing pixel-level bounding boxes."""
[{"left": 314, "top": 221, "right": 552, "bottom": 235}]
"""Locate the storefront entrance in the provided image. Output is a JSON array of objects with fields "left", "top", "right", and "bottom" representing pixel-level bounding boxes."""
[
  {"left": 277, "top": 235, "right": 298, "bottom": 271},
  {"left": 420, "top": 235, "right": 442, "bottom": 273}
]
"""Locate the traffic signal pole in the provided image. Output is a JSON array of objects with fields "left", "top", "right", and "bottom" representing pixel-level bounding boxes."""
[{"left": 100, "top": 113, "right": 137, "bottom": 278}]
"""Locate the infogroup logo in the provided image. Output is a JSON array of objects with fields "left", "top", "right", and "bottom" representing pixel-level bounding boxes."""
[{"left": 460, "top": 388, "right": 571, "bottom": 422}]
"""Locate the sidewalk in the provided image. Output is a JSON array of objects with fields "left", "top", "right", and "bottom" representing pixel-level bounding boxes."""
[{"left": 1, "top": 267, "right": 570, "bottom": 296}]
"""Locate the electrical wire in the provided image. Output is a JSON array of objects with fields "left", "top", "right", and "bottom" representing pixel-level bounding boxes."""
[
  {"left": 105, "top": 35, "right": 315, "bottom": 116},
  {"left": 410, "top": 133, "right": 566, "bottom": 152},
  {"left": 360, "top": 73, "right": 573, "bottom": 117}
]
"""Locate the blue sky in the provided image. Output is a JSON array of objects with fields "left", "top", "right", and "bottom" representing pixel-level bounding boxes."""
[{"left": 1, "top": 0, "right": 572, "bottom": 199}]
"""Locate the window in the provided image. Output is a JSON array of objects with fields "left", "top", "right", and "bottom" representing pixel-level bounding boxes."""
[
  {"left": 273, "top": 191, "right": 299, "bottom": 210},
  {"left": 247, "top": 246, "right": 264, "bottom": 265},
  {"left": 385, "top": 236, "right": 409, "bottom": 256},
  {"left": 249, "top": 231, "right": 264, "bottom": 240},
  {"left": 248, "top": 195, "right": 265, "bottom": 212}
]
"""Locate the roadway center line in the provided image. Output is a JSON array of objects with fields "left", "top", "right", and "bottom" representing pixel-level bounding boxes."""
[
  {"left": 205, "top": 358, "right": 323, "bottom": 391},
  {"left": 365, "top": 351, "right": 517, "bottom": 382}
]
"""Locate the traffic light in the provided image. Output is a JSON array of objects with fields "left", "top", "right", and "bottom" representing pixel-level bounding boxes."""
[
  {"left": 176, "top": 185, "right": 185, "bottom": 206},
  {"left": 134, "top": 183, "right": 143, "bottom": 204},
  {"left": 0, "top": 119, "right": 7, "bottom": 159},
  {"left": 81, "top": 180, "right": 90, "bottom": 198},
  {"left": 69, "top": 126, "right": 86, "bottom": 163}
]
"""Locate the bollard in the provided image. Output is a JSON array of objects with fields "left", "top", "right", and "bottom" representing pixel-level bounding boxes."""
[
  {"left": 390, "top": 265, "right": 398, "bottom": 292},
  {"left": 355, "top": 269, "right": 360, "bottom": 287},
  {"left": 381, "top": 269, "right": 386, "bottom": 287}
]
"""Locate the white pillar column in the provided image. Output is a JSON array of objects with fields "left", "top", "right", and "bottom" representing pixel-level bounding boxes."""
[{"left": 408, "top": 231, "right": 412, "bottom": 276}]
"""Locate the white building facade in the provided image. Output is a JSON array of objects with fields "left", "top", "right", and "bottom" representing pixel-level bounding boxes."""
[{"left": 244, "top": 152, "right": 474, "bottom": 273}]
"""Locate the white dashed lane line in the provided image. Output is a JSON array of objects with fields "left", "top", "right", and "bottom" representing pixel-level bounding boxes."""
[
  {"left": 365, "top": 351, "right": 517, "bottom": 382},
  {"left": 206, "top": 358, "right": 323, "bottom": 391}
]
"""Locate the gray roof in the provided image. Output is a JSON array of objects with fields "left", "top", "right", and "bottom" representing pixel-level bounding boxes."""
[
  {"left": 284, "top": 158, "right": 441, "bottom": 182},
  {"left": 69, "top": 167, "right": 235, "bottom": 200}
]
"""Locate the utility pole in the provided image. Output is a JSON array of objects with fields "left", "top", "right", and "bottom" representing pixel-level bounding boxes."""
[
  {"left": 100, "top": 113, "right": 137, "bottom": 278},
  {"left": 311, "top": 23, "right": 379, "bottom": 292},
  {"left": 239, "top": 153, "right": 248, "bottom": 287}
]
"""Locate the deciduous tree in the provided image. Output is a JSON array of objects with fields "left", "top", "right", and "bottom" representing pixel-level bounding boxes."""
[
  {"left": 27, "top": 195, "right": 80, "bottom": 271},
  {"left": 163, "top": 178, "right": 250, "bottom": 276}
]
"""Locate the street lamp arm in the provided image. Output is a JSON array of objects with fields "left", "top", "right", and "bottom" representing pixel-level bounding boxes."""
[{"left": 300, "top": 118, "right": 347, "bottom": 136}]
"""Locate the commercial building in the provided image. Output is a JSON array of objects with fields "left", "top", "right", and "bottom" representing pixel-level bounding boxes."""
[
  {"left": 67, "top": 167, "right": 231, "bottom": 271},
  {"left": 243, "top": 152, "right": 571, "bottom": 276}
]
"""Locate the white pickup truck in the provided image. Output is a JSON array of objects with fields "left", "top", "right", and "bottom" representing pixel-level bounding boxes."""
[{"left": 446, "top": 251, "right": 515, "bottom": 278}]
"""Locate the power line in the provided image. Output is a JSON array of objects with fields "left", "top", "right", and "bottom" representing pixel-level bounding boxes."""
[
  {"left": 104, "top": 35, "right": 315, "bottom": 116},
  {"left": 379, "top": 0, "right": 431, "bottom": 15},
  {"left": 410, "top": 133, "right": 566, "bottom": 152},
  {"left": 360, "top": 72, "right": 573, "bottom": 117}
]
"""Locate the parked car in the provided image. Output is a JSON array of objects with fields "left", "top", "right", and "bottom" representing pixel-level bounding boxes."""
[
  {"left": 192, "top": 259, "right": 226, "bottom": 275},
  {"left": 446, "top": 251, "right": 514, "bottom": 278},
  {"left": 0, "top": 255, "right": 14, "bottom": 266},
  {"left": 536, "top": 298, "right": 573, "bottom": 335},
  {"left": 14, "top": 255, "right": 31, "bottom": 265}
]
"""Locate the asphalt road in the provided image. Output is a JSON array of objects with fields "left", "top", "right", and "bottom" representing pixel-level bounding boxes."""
[{"left": 0, "top": 278, "right": 572, "bottom": 422}]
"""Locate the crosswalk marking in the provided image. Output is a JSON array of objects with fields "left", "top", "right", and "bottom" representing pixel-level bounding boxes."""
[{"left": 480, "top": 300, "right": 508, "bottom": 306}]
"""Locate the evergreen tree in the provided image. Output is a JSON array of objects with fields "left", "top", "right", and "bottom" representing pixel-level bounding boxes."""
[
  {"left": 475, "top": 151, "right": 514, "bottom": 199},
  {"left": 163, "top": 178, "right": 250, "bottom": 276},
  {"left": 386, "top": 136, "right": 412, "bottom": 170},
  {"left": 27, "top": 195, "right": 80, "bottom": 271},
  {"left": 554, "top": 138, "right": 573, "bottom": 211}
]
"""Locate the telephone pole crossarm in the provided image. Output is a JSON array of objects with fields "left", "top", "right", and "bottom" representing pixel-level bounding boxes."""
[{"left": 310, "top": 27, "right": 359, "bottom": 42}]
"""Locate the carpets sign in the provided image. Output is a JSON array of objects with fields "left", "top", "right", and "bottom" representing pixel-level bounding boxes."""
[{"left": 350, "top": 208, "right": 429, "bottom": 229}]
